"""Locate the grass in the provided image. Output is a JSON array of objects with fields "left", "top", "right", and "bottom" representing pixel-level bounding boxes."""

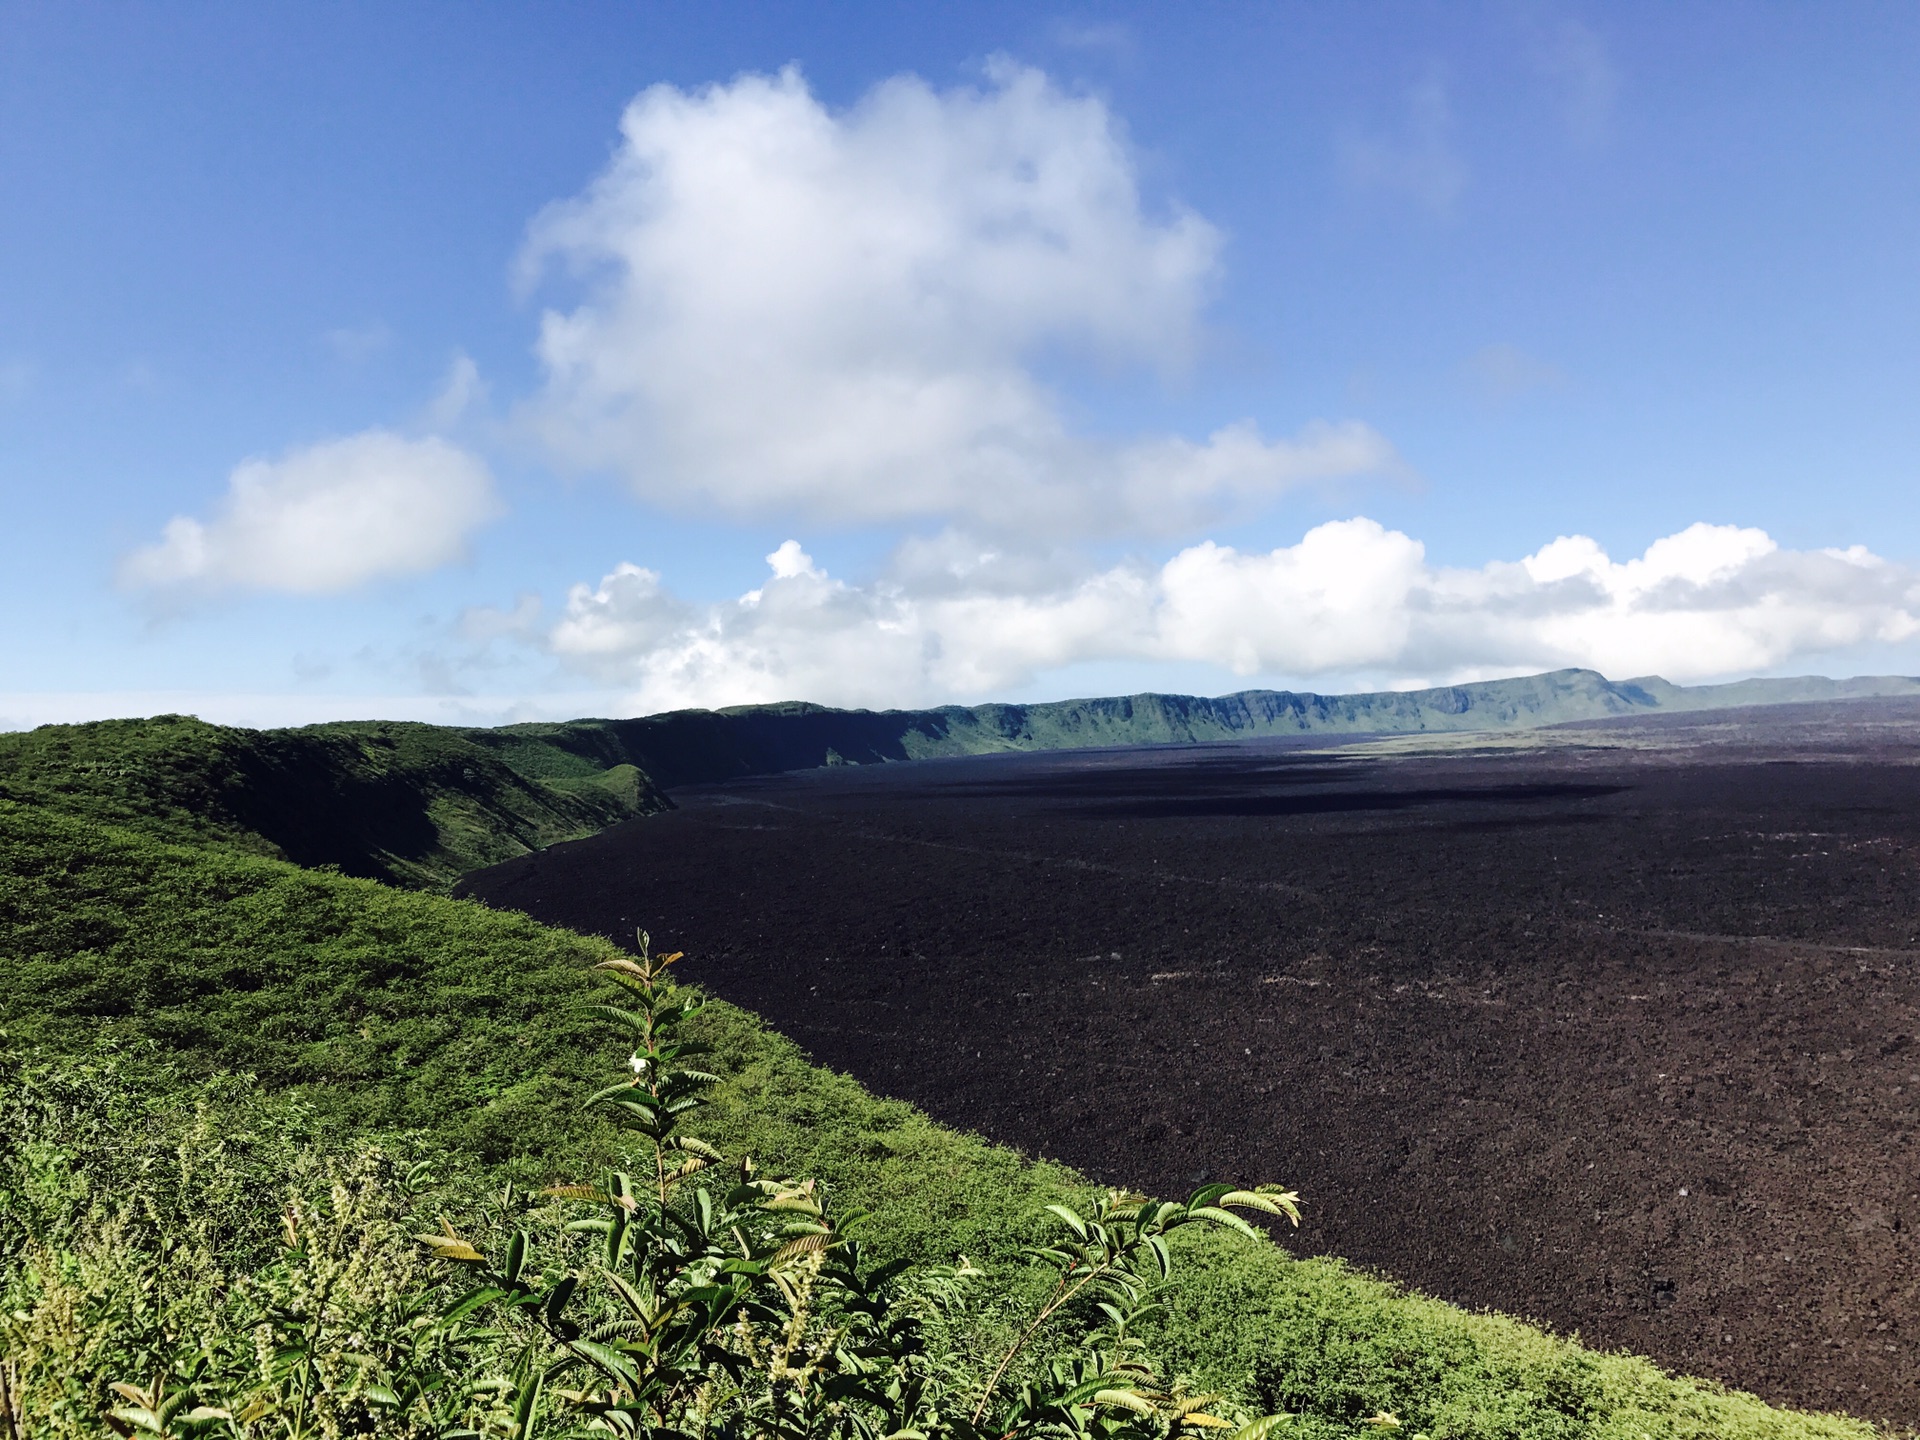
[
  {"left": 0, "top": 794, "right": 1883, "bottom": 1439},
  {"left": 0, "top": 714, "right": 666, "bottom": 890}
]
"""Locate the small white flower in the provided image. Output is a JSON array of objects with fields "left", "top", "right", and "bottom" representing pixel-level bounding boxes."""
[{"left": 630, "top": 1053, "right": 649, "bottom": 1076}]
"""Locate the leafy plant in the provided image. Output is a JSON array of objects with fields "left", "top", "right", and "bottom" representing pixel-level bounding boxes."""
[{"left": 399, "top": 931, "right": 1302, "bottom": 1440}]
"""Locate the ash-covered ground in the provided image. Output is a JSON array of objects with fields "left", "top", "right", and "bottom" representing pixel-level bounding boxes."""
[{"left": 461, "top": 698, "right": 1920, "bottom": 1418}]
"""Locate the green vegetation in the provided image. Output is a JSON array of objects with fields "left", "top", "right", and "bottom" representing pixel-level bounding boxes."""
[
  {"left": 0, "top": 786, "right": 1885, "bottom": 1437},
  {"left": 11, "top": 667, "right": 1918, "bottom": 893},
  {"left": 385, "top": 934, "right": 1305, "bottom": 1440},
  {"left": 525, "top": 669, "right": 1920, "bottom": 780},
  {"left": 0, "top": 715, "right": 666, "bottom": 890}
]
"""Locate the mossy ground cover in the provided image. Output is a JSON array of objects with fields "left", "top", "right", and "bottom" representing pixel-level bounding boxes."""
[{"left": 0, "top": 795, "right": 1883, "bottom": 1438}]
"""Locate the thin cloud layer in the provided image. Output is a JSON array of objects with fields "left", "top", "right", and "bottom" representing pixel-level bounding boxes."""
[
  {"left": 519, "top": 63, "right": 1399, "bottom": 536},
  {"left": 1530, "top": 18, "right": 1618, "bottom": 146},
  {"left": 121, "top": 430, "right": 500, "bottom": 595},
  {"left": 1340, "top": 69, "right": 1469, "bottom": 216},
  {"left": 529, "top": 521, "right": 1920, "bottom": 712}
]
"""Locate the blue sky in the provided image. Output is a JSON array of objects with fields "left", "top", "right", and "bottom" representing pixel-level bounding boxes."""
[{"left": 5, "top": 2, "right": 1920, "bottom": 727}]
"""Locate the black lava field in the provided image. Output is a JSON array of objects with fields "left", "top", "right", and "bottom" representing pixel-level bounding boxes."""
[{"left": 460, "top": 699, "right": 1920, "bottom": 1417}]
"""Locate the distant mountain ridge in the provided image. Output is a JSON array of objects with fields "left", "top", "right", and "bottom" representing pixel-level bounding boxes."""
[
  {"left": 5, "top": 668, "right": 1916, "bottom": 889},
  {"left": 513, "top": 667, "right": 1920, "bottom": 787}
]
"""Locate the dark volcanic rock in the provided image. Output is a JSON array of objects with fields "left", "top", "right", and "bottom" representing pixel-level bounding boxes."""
[{"left": 459, "top": 699, "right": 1920, "bottom": 1420}]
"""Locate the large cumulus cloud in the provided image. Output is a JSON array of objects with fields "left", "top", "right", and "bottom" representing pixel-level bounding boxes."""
[
  {"left": 514, "top": 521, "right": 1920, "bottom": 712},
  {"left": 518, "top": 63, "right": 1399, "bottom": 536}
]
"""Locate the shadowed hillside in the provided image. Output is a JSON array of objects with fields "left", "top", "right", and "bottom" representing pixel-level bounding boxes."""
[
  {"left": 0, "top": 714, "right": 667, "bottom": 888},
  {"left": 7, "top": 668, "right": 1917, "bottom": 889},
  {"left": 497, "top": 669, "right": 1920, "bottom": 789}
]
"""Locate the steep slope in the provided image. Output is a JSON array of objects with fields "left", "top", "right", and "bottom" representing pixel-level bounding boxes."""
[
  {"left": 510, "top": 668, "right": 1683, "bottom": 787},
  {"left": 0, "top": 713, "right": 665, "bottom": 888},
  {"left": 0, "top": 797, "right": 1877, "bottom": 1438},
  {"left": 504, "top": 668, "right": 1920, "bottom": 788}
]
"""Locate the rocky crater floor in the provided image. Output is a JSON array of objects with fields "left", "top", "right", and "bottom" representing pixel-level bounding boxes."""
[{"left": 461, "top": 698, "right": 1920, "bottom": 1420}]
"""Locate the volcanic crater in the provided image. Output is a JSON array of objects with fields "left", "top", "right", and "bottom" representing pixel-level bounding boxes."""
[{"left": 460, "top": 698, "right": 1920, "bottom": 1420}]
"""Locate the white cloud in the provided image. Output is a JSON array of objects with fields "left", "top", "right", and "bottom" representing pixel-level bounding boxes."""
[
  {"left": 325, "top": 321, "right": 393, "bottom": 363},
  {"left": 1340, "top": 68, "right": 1469, "bottom": 217},
  {"left": 550, "top": 562, "right": 692, "bottom": 658},
  {"left": 422, "top": 352, "right": 487, "bottom": 430},
  {"left": 518, "top": 63, "right": 1399, "bottom": 536},
  {"left": 527, "top": 521, "right": 1920, "bottom": 712},
  {"left": 120, "top": 430, "right": 501, "bottom": 595}
]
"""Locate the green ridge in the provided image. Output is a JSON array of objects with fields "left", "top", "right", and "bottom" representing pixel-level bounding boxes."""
[
  {"left": 9, "top": 669, "right": 1918, "bottom": 890},
  {"left": 494, "top": 668, "right": 1920, "bottom": 790},
  {"left": 0, "top": 712, "right": 667, "bottom": 889}
]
